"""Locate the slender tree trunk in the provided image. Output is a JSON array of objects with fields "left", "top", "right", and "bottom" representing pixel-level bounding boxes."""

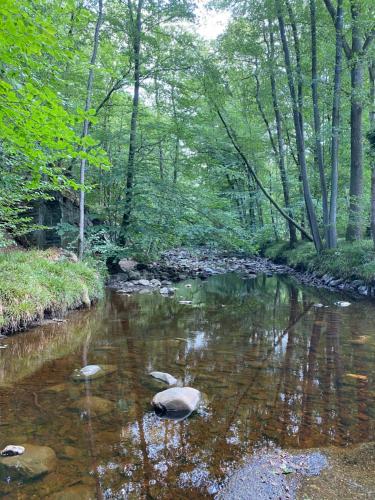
[
  {"left": 78, "top": 0, "right": 103, "bottom": 259},
  {"left": 154, "top": 73, "right": 164, "bottom": 179},
  {"left": 119, "top": 0, "right": 144, "bottom": 243},
  {"left": 267, "top": 26, "right": 297, "bottom": 245},
  {"left": 327, "top": 0, "right": 344, "bottom": 249},
  {"left": 346, "top": 0, "right": 364, "bottom": 241},
  {"left": 309, "top": 0, "right": 329, "bottom": 244},
  {"left": 369, "top": 62, "right": 375, "bottom": 248},
  {"left": 275, "top": 0, "right": 322, "bottom": 251},
  {"left": 171, "top": 84, "right": 179, "bottom": 184}
]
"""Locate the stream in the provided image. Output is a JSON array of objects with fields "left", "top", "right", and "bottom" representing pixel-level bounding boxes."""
[{"left": 0, "top": 272, "right": 374, "bottom": 498}]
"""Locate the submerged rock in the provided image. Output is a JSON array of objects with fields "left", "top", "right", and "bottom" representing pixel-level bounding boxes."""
[
  {"left": 150, "top": 371, "right": 177, "bottom": 385},
  {"left": 152, "top": 387, "right": 201, "bottom": 419},
  {"left": 72, "top": 364, "right": 117, "bottom": 382},
  {"left": 0, "top": 443, "right": 56, "bottom": 481},
  {"left": 49, "top": 484, "right": 95, "bottom": 500},
  {"left": 69, "top": 396, "right": 115, "bottom": 418}
]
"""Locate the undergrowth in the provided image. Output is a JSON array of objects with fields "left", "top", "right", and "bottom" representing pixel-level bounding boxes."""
[
  {"left": 0, "top": 250, "right": 104, "bottom": 333},
  {"left": 264, "top": 239, "right": 375, "bottom": 283}
]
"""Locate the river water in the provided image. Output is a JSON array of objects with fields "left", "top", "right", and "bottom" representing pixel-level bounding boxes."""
[{"left": 0, "top": 273, "right": 374, "bottom": 498}]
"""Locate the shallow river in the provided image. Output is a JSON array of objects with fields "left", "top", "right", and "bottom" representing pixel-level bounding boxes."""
[{"left": 0, "top": 273, "right": 374, "bottom": 498}]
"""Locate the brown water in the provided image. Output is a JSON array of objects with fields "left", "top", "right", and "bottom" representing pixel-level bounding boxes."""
[{"left": 0, "top": 273, "right": 374, "bottom": 498}]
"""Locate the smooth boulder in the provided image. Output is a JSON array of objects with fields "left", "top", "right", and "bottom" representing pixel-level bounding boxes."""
[
  {"left": 0, "top": 444, "right": 56, "bottom": 481},
  {"left": 72, "top": 364, "right": 117, "bottom": 382},
  {"left": 150, "top": 371, "right": 177, "bottom": 386},
  {"left": 152, "top": 387, "right": 201, "bottom": 419}
]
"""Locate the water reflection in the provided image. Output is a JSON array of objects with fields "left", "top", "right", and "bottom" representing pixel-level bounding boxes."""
[{"left": 0, "top": 273, "right": 374, "bottom": 497}]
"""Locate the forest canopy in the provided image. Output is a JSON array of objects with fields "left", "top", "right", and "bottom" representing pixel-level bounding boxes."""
[{"left": 1, "top": 0, "right": 374, "bottom": 260}]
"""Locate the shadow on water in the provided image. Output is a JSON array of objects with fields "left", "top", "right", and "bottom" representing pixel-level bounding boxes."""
[{"left": 0, "top": 273, "right": 374, "bottom": 497}]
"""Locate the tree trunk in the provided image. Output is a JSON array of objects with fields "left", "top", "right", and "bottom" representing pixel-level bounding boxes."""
[
  {"left": 275, "top": 0, "right": 322, "bottom": 251},
  {"left": 369, "top": 62, "right": 375, "bottom": 248},
  {"left": 309, "top": 0, "right": 329, "bottom": 244},
  {"left": 268, "top": 26, "right": 297, "bottom": 245},
  {"left": 119, "top": 0, "right": 144, "bottom": 243},
  {"left": 346, "top": 0, "right": 364, "bottom": 241},
  {"left": 78, "top": 0, "right": 103, "bottom": 259},
  {"left": 327, "top": 0, "right": 343, "bottom": 249}
]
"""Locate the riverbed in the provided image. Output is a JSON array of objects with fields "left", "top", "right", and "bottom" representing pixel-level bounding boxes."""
[{"left": 0, "top": 272, "right": 374, "bottom": 498}]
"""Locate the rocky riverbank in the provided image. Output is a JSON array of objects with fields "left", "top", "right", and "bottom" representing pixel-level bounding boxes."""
[{"left": 107, "top": 248, "right": 372, "bottom": 298}]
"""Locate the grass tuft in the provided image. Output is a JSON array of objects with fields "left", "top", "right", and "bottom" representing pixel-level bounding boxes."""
[{"left": 0, "top": 250, "right": 104, "bottom": 334}]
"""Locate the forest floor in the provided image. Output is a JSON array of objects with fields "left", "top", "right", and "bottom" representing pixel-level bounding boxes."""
[{"left": 0, "top": 249, "right": 104, "bottom": 335}]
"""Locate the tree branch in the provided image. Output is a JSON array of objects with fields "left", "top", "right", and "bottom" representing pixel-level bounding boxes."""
[{"left": 216, "top": 107, "right": 313, "bottom": 241}]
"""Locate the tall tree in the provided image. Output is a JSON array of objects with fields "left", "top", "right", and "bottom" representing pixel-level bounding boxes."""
[
  {"left": 275, "top": 0, "right": 322, "bottom": 251},
  {"left": 324, "top": 0, "right": 375, "bottom": 240},
  {"left": 79, "top": 0, "right": 104, "bottom": 259},
  {"left": 309, "top": 0, "right": 329, "bottom": 244},
  {"left": 119, "top": 0, "right": 144, "bottom": 243},
  {"left": 327, "top": 0, "right": 344, "bottom": 248}
]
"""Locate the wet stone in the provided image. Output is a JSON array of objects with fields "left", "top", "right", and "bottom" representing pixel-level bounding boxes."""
[
  {"left": 152, "top": 387, "right": 201, "bottom": 419},
  {"left": 71, "top": 364, "right": 117, "bottom": 381},
  {"left": 150, "top": 371, "right": 178, "bottom": 385},
  {"left": 0, "top": 443, "right": 56, "bottom": 481}
]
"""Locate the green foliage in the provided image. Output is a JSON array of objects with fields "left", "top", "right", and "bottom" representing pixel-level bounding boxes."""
[
  {"left": 0, "top": 250, "right": 104, "bottom": 333},
  {"left": 265, "top": 239, "right": 375, "bottom": 283}
]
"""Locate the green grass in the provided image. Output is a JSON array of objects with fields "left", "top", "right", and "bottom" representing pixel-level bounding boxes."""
[
  {"left": 264, "top": 239, "right": 375, "bottom": 283},
  {"left": 0, "top": 250, "right": 104, "bottom": 333}
]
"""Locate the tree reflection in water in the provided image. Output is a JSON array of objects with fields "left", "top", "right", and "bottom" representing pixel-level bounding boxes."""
[{"left": 0, "top": 274, "right": 374, "bottom": 498}]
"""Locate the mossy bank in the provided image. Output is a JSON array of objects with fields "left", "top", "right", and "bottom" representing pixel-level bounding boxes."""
[
  {"left": 0, "top": 249, "right": 104, "bottom": 334},
  {"left": 264, "top": 239, "right": 375, "bottom": 296}
]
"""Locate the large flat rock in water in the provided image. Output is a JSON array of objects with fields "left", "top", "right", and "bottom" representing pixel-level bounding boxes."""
[
  {"left": 152, "top": 387, "right": 201, "bottom": 419},
  {"left": 0, "top": 444, "right": 56, "bottom": 481}
]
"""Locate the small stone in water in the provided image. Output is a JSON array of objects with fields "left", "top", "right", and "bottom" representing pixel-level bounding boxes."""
[
  {"left": 334, "top": 301, "right": 351, "bottom": 307},
  {"left": 0, "top": 445, "right": 25, "bottom": 457},
  {"left": 80, "top": 365, "right": 102, "bottom": 377},
  {"left": 150, "top": 371, "right": 177, "bottom": 385}
]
